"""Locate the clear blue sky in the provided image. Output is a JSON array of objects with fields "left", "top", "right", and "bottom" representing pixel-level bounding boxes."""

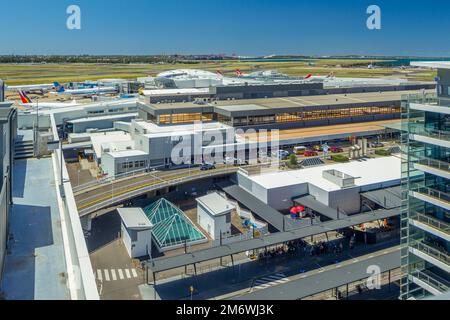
[{"left": 1, "top": 0, "right": 449, "bottom": 56}]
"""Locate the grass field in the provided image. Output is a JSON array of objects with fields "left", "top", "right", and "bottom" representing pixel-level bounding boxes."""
[{"left": 0, "top": 59, "right": 436, "bottom": 85}]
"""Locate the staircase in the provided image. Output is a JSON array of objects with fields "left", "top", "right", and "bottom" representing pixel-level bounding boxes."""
[{"left": 14, "top": 140, "right": 34, "bottom": 159}]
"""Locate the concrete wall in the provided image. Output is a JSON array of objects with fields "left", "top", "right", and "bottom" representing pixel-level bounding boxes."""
[
  {"left": 197, "top": 203, "right": 230, "bottom": 240},
  {"left": 101, "top": 152, "right": 150, "bottom": 177},
  {"left": 327, "top": 187, "right": 361, "bottom": 214},
  {"left": 0, "top": 176, "right": 8, "bottom": 281},
  {"left": 121, "top": 223, "right": 151, "bottom": 258},
  {"left": 121, "top": 222, "right": 132, "bottom": 257},
  {"left": 71, "top": 115, "right": 136, "bottom": 133}
]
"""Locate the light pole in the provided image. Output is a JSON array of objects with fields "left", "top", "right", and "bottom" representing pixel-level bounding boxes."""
[
  {"left": 34, "top": 98, "right": 39, "bottom": 157},
  {"left": 60, "top": 139, "right": 64, "bottom": 187}
]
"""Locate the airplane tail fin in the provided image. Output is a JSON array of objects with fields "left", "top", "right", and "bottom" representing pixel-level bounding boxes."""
[
  {"left": 18, "top": 90, "right": 32, "bottom": 104},
  {"left": 235, "top": 69, "right": 243, "bottom": 77},
  {"left": 53, "top": 82, "right": 65, "bottom": 92},
  {"left": 216, "top": 70, "right": 224, "bottom": 77},
  {"left": 304, "top": 73, "right": 312, "bottom": 80}
]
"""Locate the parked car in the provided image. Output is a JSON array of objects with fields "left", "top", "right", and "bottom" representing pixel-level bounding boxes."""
[
  {"left": 330, "top": 146, "right": 344, "bottom": 153},
  {"left": 370, "top": 141, "right": 384, "bottom": 148},
  {"left": 304, "top": 150, "right": 319, "bottom": 157},
  {"left": 272, "top": 150, "right": 290, "bottom": 160},
  {"left": 312, "top": 145, "right": 323, "bottom": 151},
  {"left": 200, "top": 163, "right": 216, "bottom": 170}
]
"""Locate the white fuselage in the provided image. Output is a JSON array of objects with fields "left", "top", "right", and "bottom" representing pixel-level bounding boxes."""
[
  {"left": 54, "top": 86, "right": 118, "bottom": 97},
  {"left": 20, "top": 101, "right": 79, "bottom": 109},
  {"left": 6, "top": 83, "right": 54, "bottom": 92}
]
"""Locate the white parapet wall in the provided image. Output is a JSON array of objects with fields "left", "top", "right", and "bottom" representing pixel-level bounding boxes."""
[{"left": 50, "top": 115, "right": 99, "bottom": 300}]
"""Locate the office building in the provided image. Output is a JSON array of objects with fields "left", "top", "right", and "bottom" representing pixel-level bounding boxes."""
[{"left": 400, "top": 61, "right": 450, "bottom": 300}]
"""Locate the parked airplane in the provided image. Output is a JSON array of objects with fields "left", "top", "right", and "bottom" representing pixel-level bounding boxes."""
[
  {"left": 6, "top": 83, "right": 54, "bottom": 93},
  {"left": 234, "top": 69, "right": 335, "bottom": 81},
  {"left": 304, "top": 72, "right": 335, "bottom": 81},
  {"left": 18, "top": 90, "right": 79, "bottom": 108},
  {"left": 51, "top": 82, "right": 118, "bottom": 97}
]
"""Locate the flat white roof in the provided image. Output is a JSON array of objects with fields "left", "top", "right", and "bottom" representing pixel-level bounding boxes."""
[
  {"left": 118, "top": 208, "right": 153, "bottom": 230},
  {"left": 249, "top": 156, "right": 401, "bottom": 192},
  {"left": 411, "top": 61, "right": 450, "bottom": 69},
  {"left": 68, "top": 113, "right": 136, "bottom": 123},
  {"left": 106, "top": 149, "right": 148, "bottom": 158},
  {"left": 196, "top": 192, "right": 235, "bottom": 216},
  {"left": 142, "top": 88, "right": 210, "bottom": 97},
  {"left": 134, "top": 120, "right": 232, "bottom": 136},
  {"left": 89, "top": 131, "right": 133, "bottom": 158}
]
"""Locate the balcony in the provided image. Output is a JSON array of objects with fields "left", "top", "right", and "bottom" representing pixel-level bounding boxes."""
[
  {"left": 409, "top": 184, "right": 450, "bottom": 211},
  {"left": 409, "top": 270, "right": 449, "bottom": 296},
  {"left": 412, "top": 157, "right": 450, "bottom": 180},
  {"left": 404, "top": 93, "right": 450, "bottom": 115},
  {"left": 408, "top": 124, "right": 450, "bottom": 148},
  {"left": 409, "top": 241, "right": 450, "bottom": 273},
  {"left": 409, "top": 211, "right": 450, "bottom": 241}
]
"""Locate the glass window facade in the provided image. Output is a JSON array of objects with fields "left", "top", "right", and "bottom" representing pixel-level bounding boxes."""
[
  {"left": 400, "top": 90, "right": 450, "bottom": 300},
  {"left": 275, "top": 105, "right": 400, "bottom": 123}
]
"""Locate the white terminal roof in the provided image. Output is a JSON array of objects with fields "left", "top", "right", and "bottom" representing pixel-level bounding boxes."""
[
  {"left": 142, "top": 88, "right": 211, "bottom": 97},
  {"left": 133, "top": 120, "right": 232, "bottom": 137},
  {"left": 68, "top": 113, "right": 137, "bottom": 123},
  {"left": 196, "top": 192, "right": 236, "bottom": 216},
  {"left": 118, "top": 208, "right": 153, "bottom": 230},
  {"left": 411, "top": 61, "right": 450, "bottom": 69},
  {"left": 89, "top": 131, "right": 133, "bottom": 159},
  {"left": 106, "top": 149, "right": 148, "bottom": 159},
  {"left": 250, "top": 156, "right": 401, "bottom": 192}
]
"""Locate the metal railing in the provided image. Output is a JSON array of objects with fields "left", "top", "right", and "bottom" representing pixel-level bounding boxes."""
[
  {"left": 409, "top": 183, "right": 450, "bottom": 205},
  {"left": 72, "top": 167, "right": 157, "bottom": 193},
  {"left": 77, "top": 166, "right": 240, "bottom": 216},
  {"left": 404, "top": 92, "right": 450, "bottom": 107},
  {"left": 408, "top": 124, "right": 450, "bottom": 142},
  {"left": 402, "top": 93, "right": 438, "bottom": 105},
  {"left": 409, "top": 211, "right": 450, "bottom": 235},
  {"left": 409, "top": 270, "right": 449, "bottom": 293},
  {"left": 410, "top": 241, "right": 449, "bottom": 265},
  {"left": 414, "top": 157, "right": 450, "bottom": 173}
]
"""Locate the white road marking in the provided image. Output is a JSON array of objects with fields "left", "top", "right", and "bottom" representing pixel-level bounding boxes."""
[
  {"left": 277, "top": 97, "right": 306, "bottom": 106},
  {"left": 131, "top": 268, "right": 138, "bottom": 278},
  {"left": 96, "top": 270, "right": 103, "bottom": 281},
  {"left": 110, "top": 269, "right": 117, "bottom": 281},
  {"left": 343, "top": 96, "right": 367, "bottom": 103},
  {"left": 253, "top": 273, "right": 289, "bottom": 291},
  {"left": 118, "top": 269, "right": 124, "bottom": 280},
  {"left": 104, "top": 269, "right": 110, "bottom": 282},
  {"left": 125, "top": 269, "right": 131, "bottom": 279},
  {"left": 282, "top": 97, "right": 307, "bottom": 106}
]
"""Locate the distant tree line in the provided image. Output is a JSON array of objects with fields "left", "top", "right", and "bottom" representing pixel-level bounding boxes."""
[{"left": 0, "top": 55, "right": 202, "bottom": 64}]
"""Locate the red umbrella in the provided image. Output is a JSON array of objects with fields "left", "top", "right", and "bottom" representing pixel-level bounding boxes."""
[
  {"left": 290, "top": 207, "right": 299, "bottom": 214},
  {"left": 297, "top": 206, "right": 305, "bottom": 212}
]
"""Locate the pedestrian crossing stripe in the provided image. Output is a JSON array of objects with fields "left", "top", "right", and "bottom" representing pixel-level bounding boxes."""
[
  {"left": 96, "top": 269, "right": 139, "bottom": 281},
  {"left": 253, "top": 273, "right": 290, "bottom": 290}
]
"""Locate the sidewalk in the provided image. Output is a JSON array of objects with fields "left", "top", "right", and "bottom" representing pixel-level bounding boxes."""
[{"left": 140, "top": 238, "right": 399, "bottom": 300}]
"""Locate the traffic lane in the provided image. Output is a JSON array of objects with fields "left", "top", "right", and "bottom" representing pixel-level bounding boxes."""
[
  {"left": 74, "top": 165, "right": 241, "bottom": 209},
  {"left": 233, "top": 247, "right": 400, "bottom": 300}
]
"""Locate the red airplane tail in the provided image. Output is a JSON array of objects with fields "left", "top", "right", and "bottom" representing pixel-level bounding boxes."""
[{"left": 19, "top": 90, "right": 32, "bottom": 104}]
